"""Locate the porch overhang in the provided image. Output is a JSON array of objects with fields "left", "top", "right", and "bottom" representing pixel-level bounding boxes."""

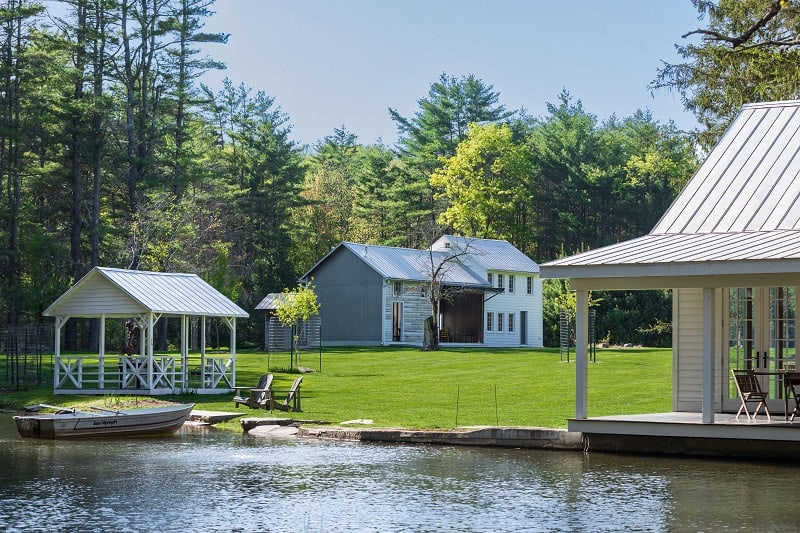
[
  {"left": 443, "top": 284, "right": 500, "bottom": 294},
  {"left": 542, "top": 260, "right": 800, "bottom": 290}
]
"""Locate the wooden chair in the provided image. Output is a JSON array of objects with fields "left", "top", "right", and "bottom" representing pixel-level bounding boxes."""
[
  {"left": 270, "top": 376, "right": 303, "bottom": 412},
  {"left": 731, "top": 369, "right": 770, "bottom": 421},
  {"left": 233, "top": 374, "right": 273, "bottom": 410},
  {"left": 783, "top": 372, "right": 800, "bottom": 421}
]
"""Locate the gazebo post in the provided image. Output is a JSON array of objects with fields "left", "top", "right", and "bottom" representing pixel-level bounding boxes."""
[
  {"left": 53, "top": 316, "right": 67, "bottom": 389},
  {"left": 231, "top": 317, "right": 236, "bottom": 386},
  {"left": 98, "top": 314, "right": 105, "bottom": 388},
  {"left": 147, "top": 312, "right": 154, "bottom": 390},
  {"left": 200, "top": 315, "right": 206, "bottom": 388},
  {"left": 181, "top": 314, "right": 188, "bottom": 391}
]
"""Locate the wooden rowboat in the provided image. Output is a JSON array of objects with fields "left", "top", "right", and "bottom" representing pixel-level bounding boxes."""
[{"left": 14, "top": 403, "right": 195, "bottom": 439}]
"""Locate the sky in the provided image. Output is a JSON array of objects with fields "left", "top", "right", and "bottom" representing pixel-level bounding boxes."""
[{"left": 199, "top": 1, "right": 704, "bottom": 148}]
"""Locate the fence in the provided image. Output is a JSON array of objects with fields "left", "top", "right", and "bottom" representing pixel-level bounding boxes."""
[
  {"left": 1, "top": 324, "right": 54, "bottom": 390},
  {"left": 265, "top": 316, "right": 322, "bottom": 353}
]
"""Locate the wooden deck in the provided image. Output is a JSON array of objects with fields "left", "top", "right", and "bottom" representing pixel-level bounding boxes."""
[{"left": 571, "top": 412, "right": 800, "bottom": 460}]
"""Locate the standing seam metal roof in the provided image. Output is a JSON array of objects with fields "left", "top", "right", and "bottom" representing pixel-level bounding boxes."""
[
  {"left": 432, "top": 236, "right": 540, "bottom": 273},
  {"left": 44, "top": 267, "right": 249, "bottom": 317},
  {"left": 340, "top": 242, "right": 489, "bottom": 286},
  {"left": 543, "top": 100, "right": 800, "bottom": 274}
]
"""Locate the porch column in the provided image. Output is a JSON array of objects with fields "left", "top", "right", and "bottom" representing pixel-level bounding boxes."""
[
  {"left": 702, "top": 287, "right": 716, "bottom": 424},
  {"left": 575, "top": 289, "right": 589, "bottom": 419}
]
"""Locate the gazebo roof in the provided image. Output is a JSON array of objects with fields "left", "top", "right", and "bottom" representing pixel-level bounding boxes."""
[
  {"left": 44, "top": 267, "right": 249, "bottom": 318},
  {"left": 542, "top": 100, "right": 800, "bottom": 289}
]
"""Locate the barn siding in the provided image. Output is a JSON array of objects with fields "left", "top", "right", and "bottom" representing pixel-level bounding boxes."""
[
  {"left": 312, "top": 247, "right": 384, "bottom": 345},
  {"left": 383, "top": 282, "right": 429, "bottom": 344}
]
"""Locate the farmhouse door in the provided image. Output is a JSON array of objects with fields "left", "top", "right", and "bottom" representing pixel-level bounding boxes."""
[
  {"left": 725, "top": 287, "right": 797, "bottom": 411},
  {"left": 392, "top": 302, "right": 403, "bottom": 342}
]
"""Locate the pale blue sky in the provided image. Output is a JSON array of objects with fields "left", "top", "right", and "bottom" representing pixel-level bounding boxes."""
[{"left": 200, "top": 1, "right": 703, "bottom": 147}]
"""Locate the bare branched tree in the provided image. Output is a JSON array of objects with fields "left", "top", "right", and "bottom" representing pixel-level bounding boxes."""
[
  {"left": 421, "top": 237, "right": 484, "bottom": 351},
  {"left": 683, "top": 0, "right": 791, "bottom": 50}
]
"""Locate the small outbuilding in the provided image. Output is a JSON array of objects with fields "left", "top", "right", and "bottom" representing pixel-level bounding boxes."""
[{"left": 44, "top": 267, "right": 248, "bottom": 395}]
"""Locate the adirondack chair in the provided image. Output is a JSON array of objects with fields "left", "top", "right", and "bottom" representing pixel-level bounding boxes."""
[
  {"left": 233, "top": 374, "right": 273, "bottom": 410},
  {"left": 731, "top": 369, "right": 770, "bottom": 421},
  {"left": 270, "top": 376, "right": 303, "bottom": 412}
]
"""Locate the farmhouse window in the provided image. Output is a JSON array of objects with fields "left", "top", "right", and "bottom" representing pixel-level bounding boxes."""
[
  {"left": 498, "top": 313, "right": 505, "bottom": 332},
  {"left": 527, "top": 276, "right": 533, "bottom": 294},
  {"left": 497, "top": 274, "right": 504, "bottom": 290},
  {"left": 486, "top": 312, "right": 494, "bottom": 332},
  {"left": 508, "top": 275, "right": 514, "bottom": 293}
]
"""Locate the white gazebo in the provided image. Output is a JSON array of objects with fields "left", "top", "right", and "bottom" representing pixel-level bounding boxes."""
[
  {"left": 541, "top": 100, "right": 800, "bottom": 458},
  {"left": 44, "top": 267, "right": 249, "bottom": 395}
]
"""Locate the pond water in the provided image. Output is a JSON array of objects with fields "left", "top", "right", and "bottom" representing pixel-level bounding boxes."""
[{"left": 0, "top": 414, "right": 797, "bottom": 532}]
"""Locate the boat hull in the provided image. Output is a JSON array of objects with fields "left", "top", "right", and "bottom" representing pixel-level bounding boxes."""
[{"left": 14, "top": 403, "right": 195, "bottom": 438}]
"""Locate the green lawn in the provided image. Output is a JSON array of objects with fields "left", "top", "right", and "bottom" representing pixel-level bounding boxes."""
[{"left": 0, "top": 346, "right": 672, "bottom": 430}]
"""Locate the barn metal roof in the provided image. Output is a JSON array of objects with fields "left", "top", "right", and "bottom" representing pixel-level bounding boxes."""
[
  {"left": 302, "top": 242, "right": 493, "bottom": 287},
  {"left": 341, "top": 242, "right": 489, "bottom": 286},
  {"left": 542, "top": 100, "right": 800, "bottom": 284},
  {"left": 432, "top": 236, "right": 540, "bottom": 273},
  {"left": 44, "top": 267, "right": 249, "bottom": 318}
]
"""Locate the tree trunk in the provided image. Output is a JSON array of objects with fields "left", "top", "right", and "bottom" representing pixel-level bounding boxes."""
[{"left": 423, "top": 316, "right": 438, "bottom": 351}]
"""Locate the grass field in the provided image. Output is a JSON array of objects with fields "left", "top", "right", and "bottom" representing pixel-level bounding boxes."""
[{"left": 0, "top": 346, "right": 672, "bottom": 430}]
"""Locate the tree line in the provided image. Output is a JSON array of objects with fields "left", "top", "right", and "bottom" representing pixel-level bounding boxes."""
[{"left": 1, "top": 1, "right": 787, "bottom": 348}]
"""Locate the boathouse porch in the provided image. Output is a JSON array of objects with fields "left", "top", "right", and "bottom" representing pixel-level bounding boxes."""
[{"left": 572, "top": 412, "right": 800, "bottom": 460}]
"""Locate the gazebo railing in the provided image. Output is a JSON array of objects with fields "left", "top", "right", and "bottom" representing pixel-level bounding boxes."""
[{"left": 53, "top": 353, "right": 233, "bottom": 394}]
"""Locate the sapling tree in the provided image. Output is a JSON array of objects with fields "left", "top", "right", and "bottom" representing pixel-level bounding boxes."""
[{"left": 274, "top": 281, "right": 321, "bottom": 369}]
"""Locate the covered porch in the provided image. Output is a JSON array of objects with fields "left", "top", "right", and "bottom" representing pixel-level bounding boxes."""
[
  {"left": 438, "top": 290, "right": 484, "bottom": 344},
  {"left": 44, "top": 267, "right": 249, "bottom": 395}
]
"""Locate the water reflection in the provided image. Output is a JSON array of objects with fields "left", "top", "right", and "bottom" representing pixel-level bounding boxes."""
[{"left": 1, "top": 414, "right": 798, "bottom": 532}]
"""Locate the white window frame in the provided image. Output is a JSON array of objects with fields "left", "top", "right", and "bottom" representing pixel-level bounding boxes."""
[
  {"left": 527, "top": 276, "right": 533, "bottom": 295},
  {"left": 486, "top": 312, "right": 494, "bottom": 332},
  {"left": 508, "top": 313, "right": 514, "bottom": 333},
  {"left": 487, "top": 272, "right": 493, "bottom": 286},
  {"left": 508, "top": 275, "right": 514, "bottom": 294},
  {"left": 497, "top": 274, "right": 504, "bottom": 290},
  {"left": 498, "top": 312, "right": 505, "bottom": 332}
]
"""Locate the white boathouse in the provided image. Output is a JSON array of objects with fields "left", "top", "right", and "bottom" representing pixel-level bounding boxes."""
[{"left": 541, "top": 100, "right": 800, "bottom": 459}]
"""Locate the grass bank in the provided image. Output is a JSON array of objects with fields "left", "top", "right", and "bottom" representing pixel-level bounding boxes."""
[{"left": 0, "top": 346, "right": 671, "bottom": 430}]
